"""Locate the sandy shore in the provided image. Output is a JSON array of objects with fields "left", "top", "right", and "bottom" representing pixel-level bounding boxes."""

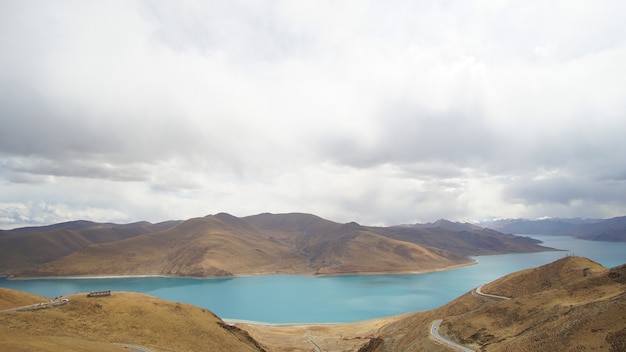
[
  {"left": 311, "top": 259, "right": 477, "bottom": 277},
  {"left": 6, "top": 274, "right": 175, "bottom": 281},
  {"left": 232, "top": 313, "right": 414, "bottom": 352},
  {"left": 9, "top": 259, "right": 477, "bottom": 280}
]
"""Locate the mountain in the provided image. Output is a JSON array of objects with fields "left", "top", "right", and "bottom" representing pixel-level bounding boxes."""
[
  {"left": 481, "top": 216, "right": 626, "bottom": 241},
  {"left": 0, "top": 220, "right": 181, "bottom": 274},
  {"left": 368, "top": 256, "right": 626, "bottom": 351},
  {"left": 0, "top": 288, "right": 265, "bottom": 352},
  {"left": 12, "top": 213, "right": 470, "bottom": 277},
  {"left": 405, "top": 218, "right": 484, "bottom": 232},
  {"left": 6, "top": 212, "right": 551, "bottom": 278},
  {"left": 372, "top": 223, "right": 546, "bottom": 256}
]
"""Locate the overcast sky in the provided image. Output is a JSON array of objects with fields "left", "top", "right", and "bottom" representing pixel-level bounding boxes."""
[{"left": 1, "top": 0, "right": 625, "bottom": 229}]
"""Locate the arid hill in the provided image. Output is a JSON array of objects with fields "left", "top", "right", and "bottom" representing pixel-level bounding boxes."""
[
  {"left": 0, "top": 288, "right": 265, "bottom": 352},
  {"left": 0, "top": 287, "right": 49, "bottom": 310},
  {"left": 371, "top": 224, "right": 544, "bottom": 256},
  {"left": 7, "top": 212, "right": 551, "bottom": 278},
  {"left": 367, "top": 256, "right": 626, "bottom": 352},
  {"left": 0, "top": 220, "right": 180, "bottom": 274}
]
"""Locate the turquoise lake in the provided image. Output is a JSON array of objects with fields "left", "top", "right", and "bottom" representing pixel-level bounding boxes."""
[{"left": 1, "top": 235, "right": 625, "bottom": 323}]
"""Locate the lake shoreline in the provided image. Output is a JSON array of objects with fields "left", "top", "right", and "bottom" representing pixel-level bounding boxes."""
[
  {"left": 6, "top": 259, "right": 478, "bottom": 281},
  {"left": 225, "top": 311, "right": 415, "bottom": 327},
  {"left": 2, "top": 236, "right": 624, "bottom": 325}
]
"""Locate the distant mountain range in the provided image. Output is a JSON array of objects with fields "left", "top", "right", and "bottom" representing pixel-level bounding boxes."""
[
  {"left": 477, "top": 216, "right": 626, "bottom": 241},
  {"left": 0, "top": 212, "right": 551, "bottom": 277}
]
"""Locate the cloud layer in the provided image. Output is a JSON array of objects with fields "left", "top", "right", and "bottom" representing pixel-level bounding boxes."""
[{"left": 1, "top": 0, "right": 625, "bottom": 228}]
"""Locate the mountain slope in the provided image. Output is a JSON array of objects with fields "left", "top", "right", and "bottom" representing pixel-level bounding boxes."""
[
  {"left": 0, "top": 220, "right": 180, "bottom": 274},
  {"left": 8, "top": 213, "right": 550, "bottom": 278},
  {"left": 15, "top": 213, "right": 471, "bottom": 277},
  {"left": 370, "top": 224, "right": 549, "bottom": 256},
  {"left": 16, "top": 214, "right": 298, "bottom": 277},
  {"left": 373, "top": 256, "right": 626, "bottom": 352},
  {"left": 0, "top": 287, "right": 50, "bottom": 310},
  {"left": 0, "top": 288, "right": 266, "bottom": 352}
]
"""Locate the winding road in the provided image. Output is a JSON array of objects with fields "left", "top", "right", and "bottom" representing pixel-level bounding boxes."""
[
  {"left": 306, "top": 330, "right": 322, "bottom": 352},
  {"left": 430, "top": 319, "right": 475, "bottom": 352},
  {"left": 429, "top": 285, "right": 511, "bottom": 351},
  {"left": 475, "top": 284, "right": 511, "bottom": 300},
  {"left": 115, "top": 344, "right": 153, "bottom": 352}
]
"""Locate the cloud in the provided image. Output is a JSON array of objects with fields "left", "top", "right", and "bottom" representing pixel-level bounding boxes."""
[{"left": 1, "top": 0, "right": 625, "bottom": 228}]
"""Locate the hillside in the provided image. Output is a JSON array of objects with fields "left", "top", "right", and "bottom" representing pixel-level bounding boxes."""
[
  {"left": 7, "top": 213, "right": 550, "bottom": 278},
  {"left": 371, "top": 224, "right": 547, "bottom": 256},
  {"left": 0, "top": 220, "right": 180, "bottom": 274},
  {"left": 482, "top": 216, "right": 626, "bottom": 242},
  {"left": 369, "top": 256, "right": 626, "bottom": 351},
  {"left": 0, "top": 288, "right": 265, "bottom": 352},
  {"left": 0, "top": 287, "right": 49, "bottom": 310},
  {"left": 14, "top": 213, "right": 470, "bottom": 277}
]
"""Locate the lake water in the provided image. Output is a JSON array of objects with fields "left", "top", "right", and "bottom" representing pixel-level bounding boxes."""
[{"left": 1, "top": 235, "right": 624, "bottom": 323}]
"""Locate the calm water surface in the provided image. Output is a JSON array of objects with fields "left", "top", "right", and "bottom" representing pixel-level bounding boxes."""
[{"left": 1, "top": 235, "right": 624, "bottom": 323}]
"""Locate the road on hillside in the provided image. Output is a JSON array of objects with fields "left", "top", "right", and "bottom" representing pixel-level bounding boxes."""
[
  {"left": 116, "top": 344, "right": 153, "bottom": 352},
  {"left": 306, "top": 330, "right": 322, "bottom": 352},
  {"left": 0, "top": 298, "right": 69, "bottom": 313},
  {"left": 430, "top": 319, "right": 475, "bottom": 352},
  {"left": 475, "top": 285, "right": 510, "bottom": 300}
]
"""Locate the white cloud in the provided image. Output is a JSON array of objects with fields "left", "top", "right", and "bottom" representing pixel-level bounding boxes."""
[{"left": 1, "top": 0, "right": 625, "bottom": 228}]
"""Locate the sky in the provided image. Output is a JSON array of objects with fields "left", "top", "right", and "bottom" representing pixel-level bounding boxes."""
[{"left": 1, "top": 0, "right": 626, "bottom": 229}]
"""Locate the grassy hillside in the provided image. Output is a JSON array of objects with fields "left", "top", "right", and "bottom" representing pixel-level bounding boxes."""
[
  {"left": 0, "top": 288, "right": 265, "bottom": 352},
  {"left": 0, "top": 287, "right": 50, "bottom": 310},
  {"left": 371, "top": 256, "right": 626, "bottom": 351}
]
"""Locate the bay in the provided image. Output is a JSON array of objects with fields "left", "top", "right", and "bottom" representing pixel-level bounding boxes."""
[{"left": 1, "top": 235, "right": 624, "bottom": 323}]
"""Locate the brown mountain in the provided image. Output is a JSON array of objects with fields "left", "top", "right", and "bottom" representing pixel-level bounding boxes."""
[
  {"left": 0, "top": 288, "right": 265, "bottom": 352},
  {"left": 371, "top": 223, "right": 548, "bottom": 256},
  {"left": 13, "top": 213, "right": 469, "bottom": 277},
  {"left": 7, "top": 212, "right": 550, "bottom": 278},
  {"left": 0, "top": 220, "right": 180, "bottom": 274},
  {"left": 367, "top": 256, "right": 626, "bottom": 351}
]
